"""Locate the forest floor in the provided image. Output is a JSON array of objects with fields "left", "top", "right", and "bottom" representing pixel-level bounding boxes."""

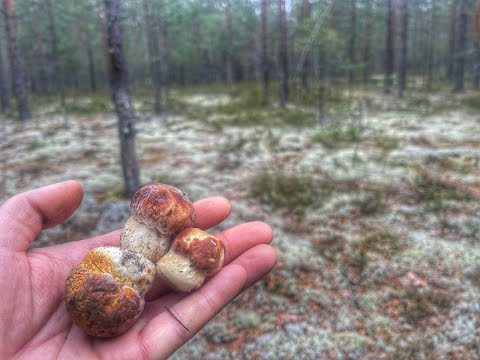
[{"left": 1, "top": 84, "right": 480, "bottom": 359}]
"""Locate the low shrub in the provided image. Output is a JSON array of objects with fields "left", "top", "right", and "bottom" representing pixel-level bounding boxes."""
[
  {"left": 250, "top": 171, "right": 334, "bottom": 213},
  {"left": 312, "top": 122, "right": 361, "bottom": 148}
]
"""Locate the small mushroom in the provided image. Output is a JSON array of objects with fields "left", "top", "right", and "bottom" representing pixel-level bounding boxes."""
[
  {"left": 156, "top": 228, "right": 225, "bottom": 292},
  {"left": 65, "top": 247, "right": 155, "bottom": 337},
  {"left": 120, "top": 183, "right": 195, "bottom": 263}
]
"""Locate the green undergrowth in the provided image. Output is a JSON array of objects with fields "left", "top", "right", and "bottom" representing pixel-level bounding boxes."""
[
  {"left": 66, "top": 96, "right": 113, "bottom": 115},
  {"left": 426, "top": 156, "right": 477, "bottom": 174},
  {"left": 249, "top": 170, "right": 334, "bottom": 213},
  {"left": 211, "top": 108, "right": 316, "bottom": 128},
  {"left": 351, "top": 189, "right": 388, "bottom": 215},
  {"left": 411, "top": 164, "right": 473, "bottom": 211},
  {"left": 312, "top": 122, "right": 361, "bottom": 148},
  {"left": 382, "top": 93, "right": 458, "bottom": 116},
  {"left": 165, "top": 82, "right": 363, "bottom": 127},
  {"left": 373, "top": 133, "right": 400, "bottom": 151},
  {"left": 24, "top": 82, "right": 355, "bottom": 121},
  {"left": 25, "top": 82, "right": 471, "bottom": 122},
  {"left": 462, "top": 95, "right": 480, "bottom": 111},
  {"left": 342, "top": 228, "right": 404, "bottom": 281},
  {"left": 94, "top": 187, "right": 125, "bottom": 204},
  {"left": 389, "top": 286, "right": 455, "bottom": 325}
]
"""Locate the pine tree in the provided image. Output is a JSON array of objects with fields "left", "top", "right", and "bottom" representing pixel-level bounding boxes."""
[
  {"left": 104, "top": 0, "right": 141, "bottom": 197},
  {"left": 384, "top": 0, "right": 395, "bottom": 94},
  {"left": 3, "top": 0, "right": 30, "bottom": 121},
  {"left": 278, "top": 0, "right": 288, "bottom": 107}
]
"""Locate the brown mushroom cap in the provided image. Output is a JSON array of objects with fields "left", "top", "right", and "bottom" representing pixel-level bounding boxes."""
[
  {"left": 130, "top": 183, "right": 195, "bottom": 235},
  {"left": 65, "top": 267, "right": 143, "bottom": 337},
  {"left": 172, "top": 228, "right": 225, "bottom": 276},
  {"left": 65, "top": 247, "right": 155, "bottom": 337}
]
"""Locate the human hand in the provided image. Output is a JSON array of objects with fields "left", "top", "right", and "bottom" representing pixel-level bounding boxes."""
[{"left": 0, "top": 181, "right": 276, "bottom": 359}]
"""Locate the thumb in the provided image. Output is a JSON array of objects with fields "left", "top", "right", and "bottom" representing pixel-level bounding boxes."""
[{"left": 0, "top": 181, "right": 84, "bottom": 252}]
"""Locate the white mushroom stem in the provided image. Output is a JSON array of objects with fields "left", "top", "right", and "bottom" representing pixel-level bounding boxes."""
[
  {"left": 120, "top": 217, "right": 172, "bottom": 263},
  {"left": 156, "top": 252, "right": 205, "bottom": 292}
]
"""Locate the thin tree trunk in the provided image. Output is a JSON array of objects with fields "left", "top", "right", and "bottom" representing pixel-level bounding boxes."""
[
  {"left": 158, "top": 22, "right": 169, "bottom": 99},
  {"left": 410, "top": 0, "right": 418, "bottom": 80},
  {"left": 191, "top": 15, "right": 202, "bottom": 84},
  {"left": 329, "top": 2, "right": 340, "bottom": 84},
  {"left": 474, "top": 39, "right": 480, "bottom": 90},
  {"left": 384, "top": 0, "right": 395, "bottom": 94},
  {"left": 0, "top": 39, "right": 10, "bottom": 113},
  {"left": 261, "top": 0, "right": 269, "bottom": 105},
  {"left": 317, "top": 45, "right": 326, "bottom": 123},
  {"left": 46, "top": 0, "right": 67, "bottom": 127},
  {"left": 247, "top": 32, "right": 256, "bottom": 81},
  {"left": 426, "top": 0, "right": 437, "bottom": 91},
  {"left": 447, "top": 0, "right": 457, "bottom": 82},
  {"left": 97, "top": 0, "right": 108, "bottom": 55},
  {"left": 362, "top": 0, "right": 372, "bottom": 87},
  {"left": 104, "top": 0, "right": 140, "bottom": 198},
  {"left": 3, "top": 0, "right": 30, "bottom": 121},
  {"left": 301, "top": 0, "right": 310, "bottom": 90},
  {"left": 475, "top": 0, "right": 480, "bottom": 89},
  {"left": 419, "top": 3, "right": 428, "bottom": 88},
  {"left": 348, "top": 0, "right": 357, "bottom": 86},
  {"left": 278, "top": 0, "right": 288, "bottom": 107},
  {"left": 30, "top": 0, "right": 48, "bottom": 93},
  {"left": 398, "top": 0, "right": 408, "bottom": 98},
  {"left": 87, "top": 40, "right": 97, "bottom": 91},
  {"left": 143, "top": 0, "right": 162, "bottom": 114},
  {"left": 453, "top": 0, "right": 468, "bottom": 93},
  {"left": 225, "top": 0, "right": 234, "bottom": 85}
]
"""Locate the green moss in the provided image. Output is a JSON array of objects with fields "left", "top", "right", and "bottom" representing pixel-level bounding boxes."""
[
  {"left": 462, "top": 95, "right": 480, "bottom": 110},
  {"left": 352, "top": 189, "right": 387, "bottom": 215},
  {"left": 427, "top": 156, "right": 476, "bottom": 174},
  {"left": 364, "top": 230, "right": 403, "bottom": 256},
  {"left": 408, "top": 96, "right": 432, "bottom": 109},
  {"left": 374, "top": 134, "right": 399, "bottom": 151},
  {"left": 27, "top": 139, "right": 44, "bottom": 151},
  {"left": 94, "top": 188, "right": 125, "bottom": 204},
  {"left": 249, "top": 171, "right": 334, "bottom": 213},
  {"left": 336, "top": 332, "right": 371, "bottom": 353},
  {"left": 394, "top": 287, "right": 454, "bottom": 325},
  {"left": 202, "top": 322, "right": 237, "bottom": 344},
  {"left": 357, "top": 293, "right": 382, "bottom": 312},
  {"left": 233, "top": 311, "right": 261, "bottom": 330},
  {"left": 412, "top": 165, "right": 473, "bottom": 211},
  {"left": 312, "top": 122, "right": 361, "bottom": 148},
  {"left": 343, "top": 228, "right": 403, "bottom": 279},
  {"left": 66, "top": 94, "right": 113, "bottom": 115},
  {"left": 389, "top": 333, "right": 436, "bottom": 359},
  {"left": 207, "top": 107, "right": 316, "bottom": 128},
  {"left": 81, "top": 148, "right": 98, "bottom": 160}
]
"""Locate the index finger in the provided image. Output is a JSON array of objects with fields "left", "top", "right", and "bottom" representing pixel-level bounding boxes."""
[{"left": 138, "top": 244, "right": 277, "bottom": 359}]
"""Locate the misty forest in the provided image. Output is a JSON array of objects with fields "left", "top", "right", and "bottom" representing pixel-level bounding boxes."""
[{"left": 1, "top": 0, "right": 480, "bottom": 358}]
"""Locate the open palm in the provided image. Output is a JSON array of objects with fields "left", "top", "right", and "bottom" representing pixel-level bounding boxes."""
[{"left": 0, "top": 181, "right": 276, "bottom": 360}]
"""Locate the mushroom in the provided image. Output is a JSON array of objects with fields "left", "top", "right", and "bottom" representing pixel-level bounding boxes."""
[
  {"left": 156, "top": 227, "right": 225, "bottom": 292},
  {"left": 65, "top": 184, "right": 209, "bottom": 336},
  {"left": 120, "top": 183, "right": 195, "bottom": 263},
  {"left": 65, "top": 247, "right": 156, "bottom": 337}
]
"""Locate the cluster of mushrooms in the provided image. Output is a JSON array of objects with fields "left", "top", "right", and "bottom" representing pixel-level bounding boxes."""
[{"left": 64, "top": 183, "right": 225, "bottom": 337}]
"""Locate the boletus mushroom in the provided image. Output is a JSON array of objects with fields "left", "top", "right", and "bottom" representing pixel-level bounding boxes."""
[
  {"left": 65, "top": 183, "right": 225, "bottom": 337},
  {"left": 156, "top": 227, "right": 225, "bottom": 292},
  {"left": 64, "top": 247, "right": 155, "bottom": 337},
  {"left": 120, "top": 183, "right": 195, "bottom": 263}
]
